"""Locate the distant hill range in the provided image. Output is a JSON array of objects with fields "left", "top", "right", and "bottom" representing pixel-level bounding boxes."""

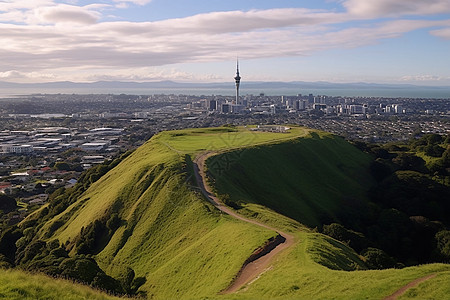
[{"left": 0, "top": 80, "right": 448, "bottom": 91}]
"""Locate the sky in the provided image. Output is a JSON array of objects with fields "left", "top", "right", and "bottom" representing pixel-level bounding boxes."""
[{"left": 0, "top": 0, "right": 450, "bottom": 85}]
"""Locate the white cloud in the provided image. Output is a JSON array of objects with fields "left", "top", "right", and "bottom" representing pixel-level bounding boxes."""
[
  {"left": 0, "top": 3, "right": 449, "bottom": 82},
  {"left": 85, "top": 67, "right": 223, "bottom": 82},
  {"left": 35, "top": 4, "right": 101, "bottom": 24},
  {"left": 112, "top": 0, "right": 152, "bottom": 6},
  {"left": 0, "top": 0, "right": 53, "bottom": 23},
  {"left": 430, "top": 27, "right": 450, "bottom": 39},
  {"left": 0, "top": 0, "right": 55, "bottom": 12},
  {"left": 400, "top": 75, "right": 448, "bottom": 82},
  {"left": 145, "top": 8, "right": 344, "bottom": 35},
  {"left": 0, "top": 1, "right": 106, "bottom": 25},
  {"left": 343, "top": 0, "right": 450, "bottom": 17},
  {"left": 114, "top": 2, "right": 129, "bottom": 9},
  {"left": 2, "top": 17, "right": 444, "bottom": 73},
  {"left": 0, "top": 70, "right": 24, "bottom": 79},
  {"left": 0, "top": 70, "right": 56, "bottom": 80}
]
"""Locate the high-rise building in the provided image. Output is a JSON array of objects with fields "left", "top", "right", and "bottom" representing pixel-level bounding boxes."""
[
  {"left": 296, "top": 100, "right": 307, "bottom": 110},
  {"left": 208, "top": 99, "right": 217, "bottom": 111},
  {"left": 221, "top": 103, "right": 231, "bottom": 113},
  {"left": 393, "top": 104, "right": 403, "bottom": 114},
  {"left": 234, "top": 59, "right": 241, "bottom": 105}
]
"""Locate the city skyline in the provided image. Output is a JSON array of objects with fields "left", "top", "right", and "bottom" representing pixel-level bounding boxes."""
[{"left": 1, "top": 0, "right": 450, "bottom": 85}]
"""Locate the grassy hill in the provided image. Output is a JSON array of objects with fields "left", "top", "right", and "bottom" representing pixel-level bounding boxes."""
[
  {"left": 0, "top": 269, "right": 122, "bottom": 300},
  {"left": 13, "top": 126, "right": 449, "bottom": 299},
  {"left": 27, "top": 126, "right": 308, "bottom": 298},
  {"left": 206, "top": 130, "right": 374, "bottom": 228}
]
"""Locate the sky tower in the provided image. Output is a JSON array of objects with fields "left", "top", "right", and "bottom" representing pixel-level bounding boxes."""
[{"left": 234, "top": 59, "right": 241, "bottom": 105}]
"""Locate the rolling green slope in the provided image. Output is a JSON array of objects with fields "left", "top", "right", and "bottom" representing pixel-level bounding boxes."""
[
  {"left": 207, "top": 131, "right": 374, "bottom": 227},
  {"left": 218, "top": 232, "right": 450, "bottom": 300},
  {"left": 28, "top": 126, "right": 449, "bottom": 299},
  {"left": 0, "top": 269, "right": 122, "bottom": 300},
  {"left": 35, "top": 126, "right": 308, "bottom": 299}
]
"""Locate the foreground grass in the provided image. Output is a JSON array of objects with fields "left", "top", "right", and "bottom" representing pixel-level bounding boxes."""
[
  {"left": 0, "top": 269, "right": 122, "bottom": 300},
  {"left": 217, "top": 232, "right": 450, "bottom": 300}
]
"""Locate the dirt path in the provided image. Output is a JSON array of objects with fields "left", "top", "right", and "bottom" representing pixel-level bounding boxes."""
[
  {"left": 383, "top": 274, "right": 437, "bottom": 300},
  {"left": 193, "top": 151, "right": 295, "bottom": 294}
]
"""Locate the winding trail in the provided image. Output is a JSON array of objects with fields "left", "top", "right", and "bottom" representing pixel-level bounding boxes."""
[
  {"left": 193, "top": 151, "right": 295, "bottom": 294},
  {"left": 383, "top": 274, "right": 437, "bottom": 300}
]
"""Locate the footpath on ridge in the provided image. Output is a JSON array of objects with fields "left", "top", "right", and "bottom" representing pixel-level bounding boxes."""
[
  {"left": 193, "top": 151, "right": 295, "bottom": 294},
  {"left": 383, "top": 273, "right": 437, "bottom": 300}
]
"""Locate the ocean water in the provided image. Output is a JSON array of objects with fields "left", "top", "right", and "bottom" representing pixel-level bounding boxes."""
[{"left": 0, "top": 87, "right": 449, "bottom": 99}]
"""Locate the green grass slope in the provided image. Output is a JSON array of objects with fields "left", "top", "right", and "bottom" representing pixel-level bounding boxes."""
[
  {"left": 0, "top": 269, "right": 122, "bottom": 300},
  {"left": 35, "top": 126, "right": 308, "bottom": 299},
  {"left": 31, "top": 126, "right": 450, "bottom": 299},
  {"left": 207, "top": 131, "right": 374, "bottom": 228},
  {"left": 218, "top": 231, "right": 450, "bottom": 300}
]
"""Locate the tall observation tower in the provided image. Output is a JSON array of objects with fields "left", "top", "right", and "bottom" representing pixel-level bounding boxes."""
[{"left": 234, "top": 59, "right": 241, "bottom": 105}]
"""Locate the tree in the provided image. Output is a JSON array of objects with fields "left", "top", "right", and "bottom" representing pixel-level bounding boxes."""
[
  {"left": 444, "top": 135, "right": 450, "bottom": 145},
  {"left": 370, "top": 147, "right": 391, "bottom": 159},
  {"left": 361, "top": 247, "right": 397, "bottom": 269},
  {"left": 442, "top": 147, "right": 450, "bottom": 164},
  {"left": 427, "top": 134, "right": 442, "bottom": 145},
  {"left": 424, "top": 144, "right": 445, "bottom": 157},
  {"left": 427, "top": 159, "right": 446, "bottom": 176},
  {"left": 0, "top": 226, "right": 22, "bottom": 262},
  {"left": 106, "top": 213, "right": 122, "bottom": 232},
  {"left": 323, "top": 223, "right": 368, "bottom": 253},
  {"left": 435, "top": 230, "right": 450, "bottom": 262},
  {"left": 370, "top": 159, "right": 392, "bottom": 182},
  {"left": 392, "top": 153, "right": 426, "bottom": 172},
  {"left": 54, "top": 161, "right": 71, "bottom": 171},
  {"left": 0, "top": 195, "right": 17, "bottom": 212}
]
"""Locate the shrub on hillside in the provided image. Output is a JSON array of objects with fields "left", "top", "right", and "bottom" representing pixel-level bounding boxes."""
[
  {"left": 220, "top": 194, "right": 242, "bottom": 210},
  {"left": 369, "top": 159, "right": 393, "bottom": 182},
  {"left": 0, "top": 226, "right": 23, "bottom": 262},
  {"left": 0, "top": 253, "right": 12, "bottom": 268},
  {"left": 392, "top": 153, "right": 426, "bottom": 172},
  {"left": 106, "top": 213, "right": 122, "bottom": 232},
  {"left": 15, "top": 240, "right": 46, "bottom": 266},
  {"left": 374, "top": 171, "right": 450, "bottom": 221},
  {"left": 322, "top": 223, "right": 368, "bottom": 253},
  {"left": 361, "top": 247, "right": 397, "bottom": 269},
  {"left": 115, "top": 266, "right": 146, "bottom": 296},
  {"left": 424, "top": 144, "right": 445, "bottom": 157},
  {"left": 435, "top": 230, "right": 450, "bottom": 263},
  {"left": 75, "top": 220, "right": 107, "bottom": 255},
  {"left": 54, "top": 162, "right": 71, "bottom": 171},
  {"left": 0, "top": 195, "right": 17, "bottom": 212}
]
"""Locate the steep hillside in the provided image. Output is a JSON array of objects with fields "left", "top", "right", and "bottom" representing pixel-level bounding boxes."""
[
  {"left": 34, "top": 127, "right": 297, "bottom": 299},
  {"left": 207, "top": 131, "right": 374, "bottom": 228},
  {"left": 9, "top": 126, "right": 449, "bottom": 299}
]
